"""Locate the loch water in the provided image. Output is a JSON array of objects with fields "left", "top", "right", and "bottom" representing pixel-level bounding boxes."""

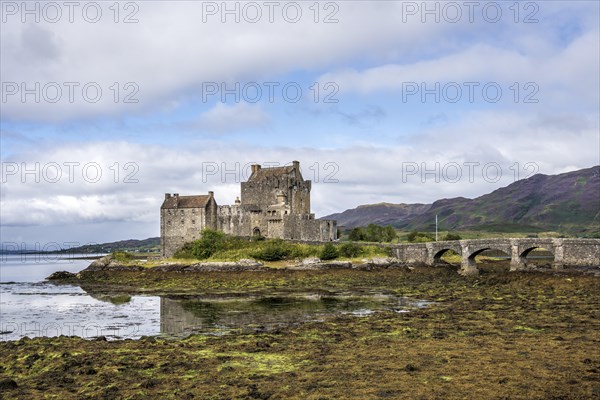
[{"left": 1, "top": 255, "right": 429, "bottom": 341}]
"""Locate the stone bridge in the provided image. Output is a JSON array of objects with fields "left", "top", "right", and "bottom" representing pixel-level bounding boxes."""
[{"left": 391, "top": 238, "right": 600, "bottom": 275}]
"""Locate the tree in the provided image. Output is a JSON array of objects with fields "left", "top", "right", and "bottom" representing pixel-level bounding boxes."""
[
  {"left": 192, "top": 229, "right": 226, "bottom": 259},
  {"left": 348, "top": 225, "right": 397, "bottom": 242},
  {"left": 383, "top": 226, "right": 398, "bottom": 242},
  {"left": 365, "top": 224, "right": 381, "bottom": 242},
  {"left": 349, "top": 227, "right": 366, "bottom": 241},
  {"left": 407, "top": 230, "right": 435, "bottom": 243},
  {"left": 443, "top": 233, "right": 462, "bottom": 241}
]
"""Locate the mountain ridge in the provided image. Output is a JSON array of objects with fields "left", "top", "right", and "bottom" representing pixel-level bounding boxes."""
[{"left": 323, "top": 166, "right": 600, "bottom": 235}]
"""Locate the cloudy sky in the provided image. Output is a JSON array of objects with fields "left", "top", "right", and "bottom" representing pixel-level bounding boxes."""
[{"left": 1, "top": 0, "right": 599, "bottom": 248}]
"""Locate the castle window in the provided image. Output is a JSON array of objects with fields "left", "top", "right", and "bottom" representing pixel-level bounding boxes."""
[
  {"left": 192, "top": 220, "right": 196, "bottom": 225},
  {"left": 181, "top": 219, "right": 184, "bottom": 225},
  {"left": 167, "top": 221, "right": 171, "bottom": 226}
]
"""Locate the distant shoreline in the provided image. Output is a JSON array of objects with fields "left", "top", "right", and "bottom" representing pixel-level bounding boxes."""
[{"left": 1, "top": 252, "right": 107, "bottom": 260}]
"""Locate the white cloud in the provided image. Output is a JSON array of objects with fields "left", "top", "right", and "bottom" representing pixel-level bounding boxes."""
[
  {"left": 319, "top": 30, "right": 599, "bottom": 110},
  {"left": 1, "top": 1, "right": 598, "bottom": 245},
  {"left": 0, "top": 0, "right": 513, "bottom": 122},
  {"left": 2, "top": 107, "right": 597, "bottom": 244}
]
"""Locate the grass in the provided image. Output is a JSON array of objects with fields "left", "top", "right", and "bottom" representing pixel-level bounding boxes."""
[{"left": 112, "top": 239, "right": 392, "bottom": 268}]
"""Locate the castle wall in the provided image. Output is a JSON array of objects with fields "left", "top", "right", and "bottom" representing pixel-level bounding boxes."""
[
  {"left": 240, "top": 164, "right": 310, "bottom": 215},
  {"left": 249, "top": 211, "right": 267, "bottom": 237},
  {"left": 290, "top": 180, "right": 311, "bottom": 214},
  {"left": 217, "top": 205, "right": 250, "bottom": 236},
  {"left": 161, "top": 207, "right": 207, "bottom": 257},
  {"left": 160, "top": 162, "right": 337, "bottom": 257},
  {"left": 283, "top": 214, "right": 337, "bottom": 241},
  {"left": 267, "top": 218, "right": 285, "bottom": 238},
  {"left": 206, "top": 197, "right": 218, "bottom": 230},
  {"left": 241, "top": 179, "right": 279, "bottom": 210}
]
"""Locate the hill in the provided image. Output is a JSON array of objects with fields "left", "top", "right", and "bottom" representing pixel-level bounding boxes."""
[
  {"left": 63, "top": 237, "right": 160, "bottom": 254},
  {"left": 324, "top": 166, "right": 600, "bottom": 235},
  {"left": 325, "top": 203, "right": 431, "bottom": 229}
]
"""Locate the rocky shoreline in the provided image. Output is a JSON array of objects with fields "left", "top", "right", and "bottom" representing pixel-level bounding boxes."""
[{"left": 46, "top": 255, "right": 417, "bottom": 281}]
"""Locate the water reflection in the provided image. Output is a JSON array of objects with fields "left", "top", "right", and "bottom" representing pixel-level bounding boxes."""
[
  {"left": 1, "top": 283, "right": 429, "bottom": 341},
  {"left": 159, "top": 293, "right": 429, "bottom": 337},
  {"left": 0, "top": 283, "right": 160, "bottom": 341}
]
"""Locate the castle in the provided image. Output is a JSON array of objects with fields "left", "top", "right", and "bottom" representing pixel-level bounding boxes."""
[{"left": 160, "top": 161, "right": 337, "bottom": 257}]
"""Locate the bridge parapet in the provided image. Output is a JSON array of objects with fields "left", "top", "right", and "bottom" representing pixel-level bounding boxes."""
[
  {"left": 391, "top": 238, "right": 600, "bottom": 276},
  {"left": 559, "top": 238, "right": 600, "bottom": 267},
  {"left": 393, "top": 243, "right": 428, "bottom": 265}
]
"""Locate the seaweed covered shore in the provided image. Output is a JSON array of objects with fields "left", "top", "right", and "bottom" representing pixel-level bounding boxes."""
[{"left": 1, "top": 263, "right": 599, "bottom": 399}]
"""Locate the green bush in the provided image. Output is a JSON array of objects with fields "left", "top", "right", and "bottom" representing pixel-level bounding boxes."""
[
  {"left": 252, "top": 239, "right": 291, "bottom": 261},
  {"left": 339, "top": 243, "right": 363, "bottom": 258},
  {"left": 288, "top": 243, "right": 318, "bottom": 259},
  {"left": 191, "top": 229, "right": 226, "bottom": 259},
  {"left": 348, "top": 227, "right": 366, "bottom": 241},
  {"left": 320, "top": 243, "right": 339, "bottom": 260},
  {"left": 173, "top": 242, "right": 194, "bottom": 259},
  {"left": 111, "top": 251, "right": 134, "bottom": 262},
  {"left": 443, "top": 233, "right": 462, "bottom": 241},
  {"left": 347, "top": 224, "right": 397, "bottom": 242},
  {"left": 407, "top": 231, "right": 435, "bottom": 243}
]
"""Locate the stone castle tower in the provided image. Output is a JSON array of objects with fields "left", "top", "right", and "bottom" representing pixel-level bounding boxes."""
[{"left": 160, "top": 161, "right": 337, "bottom": 257}]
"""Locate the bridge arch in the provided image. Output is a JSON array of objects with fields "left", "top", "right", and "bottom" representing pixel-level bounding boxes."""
[
  {"left": 518, "top": 246, "right": 555, "bottom": 268},
  {"left": 468, "top": 247, "right": 511, "bottom": 266},
  {"left": 432, "top": 248, "right": 461, "bottom": 265},
  {"left": 460, "top": 241, "right": 513, "bottom": 275},
  {"left": 428, "top": 241, "right": 462, "bottom": 266}
]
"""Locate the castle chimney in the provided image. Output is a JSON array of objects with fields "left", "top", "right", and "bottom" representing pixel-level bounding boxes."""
[
  {"left": 276, "top": 190, "right": 287, "bottom": 205},
  {"left": 208, "top": 191, "right": 214, "bottom": 197},
  {"left": 165, "top": 193, "right": 171, "bottom": 200},
  {"left": 292, "top": 160, "right": 299, "bottom": 170},
  {"left": 235, "top": 196, "right": 241, "bottom": 205},
  {"left": 251, "top": 164, "right": 261, "bottom": 174},
  {"left": 173, "top": 193, "right": 179, "bottom": 208}
]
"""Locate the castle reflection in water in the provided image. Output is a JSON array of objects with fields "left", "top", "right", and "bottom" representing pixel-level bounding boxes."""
[{"left": 159, "top": 293, "right": 427, "bottom": 337}]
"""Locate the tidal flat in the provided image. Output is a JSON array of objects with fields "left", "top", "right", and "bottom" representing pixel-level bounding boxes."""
[{"left": 1, "top": 264, "right": 599, "bottom": 399}]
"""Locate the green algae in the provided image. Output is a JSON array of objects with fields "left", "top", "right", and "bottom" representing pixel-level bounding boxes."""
[{"left": 2, "top": 266, "right": 599, "bottom": 399}]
